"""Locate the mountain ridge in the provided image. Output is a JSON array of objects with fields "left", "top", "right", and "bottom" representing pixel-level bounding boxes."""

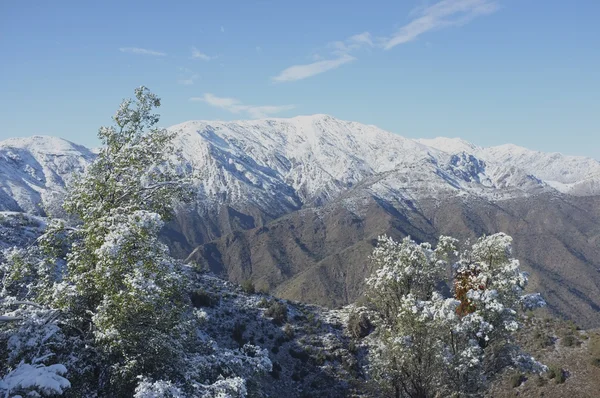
[{"left": 2, "top": 116, "right": 600, "bottom": 327}]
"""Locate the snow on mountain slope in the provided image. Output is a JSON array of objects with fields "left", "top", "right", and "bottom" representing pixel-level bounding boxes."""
[
  {"left": 418, "top": 137, "right": 600, "bottom": 196},
  {"left": 170, "top": 115, "right": 436, "bottom": 211},
  {"left": 417, "top": 137, "right": 478, "bottom": 154},
  {"left": 170, "top": 116, "right": 553, "bottom": 214},
  {"left": 1, "top": 116, "right": 597, "bottom": 218},
  {"left": 0, "top": 136, "right": 95, "bottom": 215}
]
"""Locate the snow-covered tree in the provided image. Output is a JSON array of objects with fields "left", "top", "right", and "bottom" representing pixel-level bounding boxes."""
[
  {"left": 0, "top": 244, "right": 73, "bottom": 397},
  {"left": 1, "top": 87, "right": 272, "bottom": 397},
  {"left": 364, "top": 233, "right": 545, "bottom": 398},
  {"left": 33, "top": 87, "right": 194, "bottom": 395}
]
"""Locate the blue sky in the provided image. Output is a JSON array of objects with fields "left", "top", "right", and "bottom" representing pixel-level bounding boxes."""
[{"left": 1, "top": 0, "right": 599, "bottom": 158}]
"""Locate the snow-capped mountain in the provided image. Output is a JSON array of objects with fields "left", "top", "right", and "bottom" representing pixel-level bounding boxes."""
[
  {"left": 2, "top": 116, "right": 600, "bottom": 328},
  {"left": 419, "top": 137, "right": 600, "bottom": 196},
  {"left": 1, "top": 115, "right": 599, "bottom": 216},
  {"left": 0, "top": 136, "right": 95, "bottom": 215}
]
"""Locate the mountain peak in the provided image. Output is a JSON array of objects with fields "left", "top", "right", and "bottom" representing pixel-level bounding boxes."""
[
  {"left": 416, "top": 137, "right": 479, "bottom": 154},
  {"left": 0, "top": 135, "right": 91, "bottom": 155}
]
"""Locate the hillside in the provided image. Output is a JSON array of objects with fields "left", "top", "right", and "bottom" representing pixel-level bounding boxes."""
[{"left": 1, "top": 116, "right": 600, "bottom": 329}]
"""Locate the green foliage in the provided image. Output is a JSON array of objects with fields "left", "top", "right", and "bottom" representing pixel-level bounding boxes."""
[
  {"left": 588, "top": 333, "right": 600, "bottom": 367},
  {"left": 532, "top": 329, "right": 554, "bottom": 349},
  {"left": 270, "top": 362, "right": 282, "bottom": 379},
  {"left": 190, "top": 288, "right": 217, "bottom": 308},
  {"left": 363, "top": 234, "right": 546, "bottom": 398},
  {"left": 347, "top": 310, "right": 372, "bottom": 339},
  {"left": 232, "top": 322, "right": 247, "bottom": 347},
  {"left": 534, "top": 375, "right": 547, "bottom": 386},
  {"left": 241, "top": 279, "right": 256, "bottom": 294},
  {"left": 257, "top": 297, "right": 270, "bottom": 308},
  {"left": 63, "top": 87, "right": 193, "bottom": 225},
  {"left": 265, "top": 301, "right": 288, "bottom": 325},
  {"left": 283, "top": 323, "right": 295, "bottom": 340},
  {"left": 37, "top": 87, "right": 195, "bottom": 395},
  {"left": 510, "top": 373, "right": 526, "bottom": 388},
  {"left": 561, "top": 334, "right": 578, "bottom": 347},
  {"left": 547, "top": 365, "right": 566, "bottom": 384},
  {"left": 1, "top": 88, "right": 275, "bottom": 397}
]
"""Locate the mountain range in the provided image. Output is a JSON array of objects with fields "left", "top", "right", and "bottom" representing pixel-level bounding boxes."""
[{"left": 2, "top": 115, "right": 599, "bottom": 327}]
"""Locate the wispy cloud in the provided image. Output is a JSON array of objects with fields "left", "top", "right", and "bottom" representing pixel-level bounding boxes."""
[
  {"left": 271, "top": 0, "right": 497, "bottom": 82},
  {"left": 272, "top": 54, "right": 355, "bottom": 83},
  {"left": 191, "top": 46, "right": 217, "bottom": 61},
  {"left": 330, "top": 32, "right": 374, "bottom": 55},
  {"left": 272, "top": 31, "right": 372, "bottom": 83},
  {"left": 382, "top": 0, "right": 499, "bottom": 50},
  {"left": 119, "top": 47, "right": 166, "bottom": 56},
  {"left": 221, "top": 26, "right": 225, "bottom": 33},
  {"left": 191, "top": 93, "right": 295, "bottom": 118}
]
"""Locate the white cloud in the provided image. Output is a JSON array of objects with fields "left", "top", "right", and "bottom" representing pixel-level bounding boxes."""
[
  {"left": 191, "top": 46, "right": 217, "bottom": 61},
  {"left": 191, "top": 93, "right": 295, "bottom": 119},
  {"left": 272, "top": 54, "right": 355, "bottom": 83},
  {"left": 270, "top": 0, "right": 497, "bottom": 83},
  {"left": 273, "top": 31, "right": 370, "bottom": 83},
  {"left": 382, "top": 0, "right": 499, "bottom": 50},
  {"left": 330, "top": 32, "right": 374, "bottom": 54},
  {"left": 119, "top": 47, "right": 166, "bottom": 56},
  {"left": 221, "top": 26, "right": 225, "bottom": 33}
]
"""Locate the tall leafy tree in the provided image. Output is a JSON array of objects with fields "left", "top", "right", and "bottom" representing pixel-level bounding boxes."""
[
  {"left": 1, "top": 87, "right": 271, "bottom": 397},
  {"left": 44, "top": 86, "right": 194, "bottom": 394}
]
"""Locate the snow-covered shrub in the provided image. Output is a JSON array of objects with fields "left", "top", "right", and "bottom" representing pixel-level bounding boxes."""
[
  {"left": 364, "top": 233, "right": 546, "bottom": 397},
  {"left": 0, "top": 362, "right": 70, "bottom": 396},
  {"left": 134, "top": 378, "right": 185, "bottom": 398}
]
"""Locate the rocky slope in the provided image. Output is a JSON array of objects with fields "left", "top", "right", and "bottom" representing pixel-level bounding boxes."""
[{"left": 186, "top": 193, "right": 600, "bottom": 328}]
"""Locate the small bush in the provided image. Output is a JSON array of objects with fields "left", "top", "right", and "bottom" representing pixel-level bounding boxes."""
[
  {"left": 190, "top": 289, "right": 216, "bottom": 308},
  {"left": 313, "top": 350, "right": 326, "bottom": 366},
  {"left": 561, "top": 334, "right": 577, "bottom": 347},
  {"left": 589, "top": 333, "right": 600, "bottom": 367},
  {"left": 347, "top": 311, "right": 372, "bottom": 339},
  {"left": 533, "top": 330, "right": 554, "bottom": 349},
  {"left": 289, "top": 347, "right": 310, "bottom": 363},
  {"left": 270, "top": 362, "right": 282, "bottom": 379},
  {"left": 510, "top": 373, "right": 526, "bottom": 388},
  {"left": 283, "top": 323, "right": 295, "bottom": 340},
  {"left": 265, "top": 301, "right": 288, "bottom": 325},
  {"left": 258, "top": 297, "right": 270, "bottom": 308},
  {"left": 255, "top": 281, "right": 270, "bottom": 294},
  {"left": 534, "top": 376, "right": 547, "bottom": 387},
  {"left": 232, "top": 322, "right": 246, "bottom": 346},
  {"left": 241, "top": 279, "right": 255, "bottom": 294},
  {"left": 547, "top": 365, "right": 566, "bottom": 384},
  {"left": 566, "top": 320, "right": 580, "bottom": 331},
  {"left": 589, "top": 333, "right": 600, "bottom": 357},
  {"left": 348, "top": 340, "right": 358, "bottom": 354}
]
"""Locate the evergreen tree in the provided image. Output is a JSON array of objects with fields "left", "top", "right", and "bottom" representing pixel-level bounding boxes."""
[
  {"left": 42, "top": 87, "right": 194, "bottom": 394},
  {"left": 1, "top": 87, "right": 271, "bottom": 397}
]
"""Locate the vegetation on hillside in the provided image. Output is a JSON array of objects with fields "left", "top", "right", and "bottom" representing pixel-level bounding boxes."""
[{"left": 0, "top": 88, "right": 584, "bottom": 398}]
